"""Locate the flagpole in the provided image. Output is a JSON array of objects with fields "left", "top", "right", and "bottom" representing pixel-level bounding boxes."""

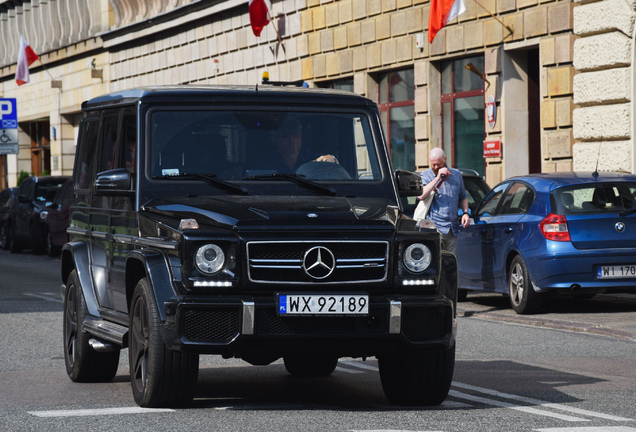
[
  {"left": 267, "top": 11, "right": 283, "bottom": 45},
  {"left": 472, "top": 0, "right": 513, "bottom": 34}
]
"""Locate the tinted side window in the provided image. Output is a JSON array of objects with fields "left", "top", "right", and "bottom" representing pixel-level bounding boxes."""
[
  {"left": 477, "top": 183, "right": 508, "bottom": 217},
  {"left": 75, "top": 119, "right": 99, "bottom": 190},
  {"left": 498, "top": 182, "right": 534, "bottom": 215},
  {"left": 120, "top": 111, "right": 137, "bottom": 175},
  {"left": 98, "top": 114, "right": 119, "bottom": 174},
  {"left": 61, "top": 182, "right": 74, "bottom": 206},
  {"left": 463, "top": 176, "right": 490, "bottom": 213},
  {"left": 19, "top": 179, "right": 34, "bottom": 200}
]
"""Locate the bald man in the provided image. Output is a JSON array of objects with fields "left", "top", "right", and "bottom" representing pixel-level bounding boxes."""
[{"left": 418, "top": 148, "right": 470, "bottom": 253}]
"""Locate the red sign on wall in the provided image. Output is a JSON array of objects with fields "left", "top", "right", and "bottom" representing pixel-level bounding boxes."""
[{"left": 483, "top": 139, "right": 501, "bottom": 158}]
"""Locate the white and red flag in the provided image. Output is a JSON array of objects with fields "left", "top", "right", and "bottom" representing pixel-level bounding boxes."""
[
  {"left": 15, "top": 34, "right": 39, "bottom": 86},
  {"left": 249, "top": 0, "right": 272, "bottom": 37},
  {"left": 428, "top": 0, "right": 466, "bottom": 43}
]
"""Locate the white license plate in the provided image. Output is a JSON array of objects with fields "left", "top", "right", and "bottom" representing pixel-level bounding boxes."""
[
  {"left": 278, "top": 294, "right": 369, "bottom": 315},
  {"left": 597, "top": 265, "right": 636, "bottom": 279}
]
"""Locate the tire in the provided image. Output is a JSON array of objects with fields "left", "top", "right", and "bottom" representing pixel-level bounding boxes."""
[
  {"left": 9, "top": 227, "right": 21, "bottom": 253},
  {"left": 129, "top": 277, "right": 199, "bottom": 407},
  {"left": 379, "top": 344, "right": 455, "bottom": 406},
  {"left": 508, "top": 255, "right": 542, "bottom": 314},
  {"left": 30, "top": 223, "right": 46, "bottom": 255},
  {"left": 283, "top": 354, "right": 338, "bottom": 377},
  {"left": 0, "top": 224, "right": 9, "bottom": 250},
  {"left": 47, "top": 232, "right": 60, "bottom": 257},
  {"left": 457, "top": 289, "right": 468, "bottom": 302},
  {"left": 63, "top": 270, "right": 120, "bottom": 382}
]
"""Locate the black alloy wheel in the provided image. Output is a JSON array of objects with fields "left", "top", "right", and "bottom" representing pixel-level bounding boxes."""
[
  {"left": 63, "top": 270, "right": 120, "bottom": 382},
  {"left": 129, "top": 277, "right": 199, "bottom": 407}
]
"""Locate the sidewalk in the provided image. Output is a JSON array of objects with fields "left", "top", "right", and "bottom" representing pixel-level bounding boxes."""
[{"left": 456, "top": 293, "right": 636, "bottom": 342}]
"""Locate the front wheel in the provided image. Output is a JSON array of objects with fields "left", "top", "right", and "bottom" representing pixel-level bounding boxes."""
[
  {"left": 129, "top": 277, "right": 199, "bottom": 407},
  {"left": 9, "top": 227, "right": 21, "bottom": 253},
  {"left": 63, "top": 270, "right": 120, "bottom": 382},
  {"left": 508, "top": 255, "right": 542, "bottom": 314},
  {"left": 283, "top": 354, "right": 338, "bottom": 377},
  {"left": 379, "top": 345, "right": 455, "bottom": 406},
  {"left": 47, "top": 231, "right": 60, "bottom": 257},
  {"left": 30, "top": 223, "right": 46, "bottom": 254},
  {"left": 0, "top": 224, "right": 8, "bottom": 250}
]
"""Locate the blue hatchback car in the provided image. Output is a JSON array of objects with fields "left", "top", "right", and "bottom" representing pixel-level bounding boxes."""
[{"left": 456, "top": 172, "right": 636, "bottom": 314}]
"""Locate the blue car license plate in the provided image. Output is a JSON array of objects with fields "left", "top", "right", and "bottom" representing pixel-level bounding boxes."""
[
  {"left": 597, "top": 265, "right": 636, "bottom": 279},
  {"left": 278, "top": 294, "right": 369, "bottom": 315}
]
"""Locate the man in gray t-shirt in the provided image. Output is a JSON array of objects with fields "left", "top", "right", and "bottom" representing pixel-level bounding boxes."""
[{"left": 418, "top": 148, "right": 470, "bottom": 254}]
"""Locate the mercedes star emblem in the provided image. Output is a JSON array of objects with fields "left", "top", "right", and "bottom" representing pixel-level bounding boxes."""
[
  {"left": 616, "top": 222, "right": 626, "bottom": 232},
  {"left": 302, "top": 246, "right": 336, "bottom": 279}
]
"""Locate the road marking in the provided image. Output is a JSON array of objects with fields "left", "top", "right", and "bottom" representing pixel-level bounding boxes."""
[
  {"left": 23, "top": 292, "right": 63, "bottom": 303},
  {"left": 339, "top": 360, "right": 379, "bottom": 371},
  {"left": 328, "top": 363, "right": 632, "bottom": 423},
  {"left": 335, "top": 366, "right": 365, "bottom": 374},
  {"left": 449, "top": 390, "right": 588, "bottom": 422},
  {"left": 29, "top": 407, "right": 174, "bottom": 417},
  {"left": 452, "top": 382, "right": 634, "bottom": 422},
  {"left": 534, "top": 428, "right": 636, "bottom": 432}
]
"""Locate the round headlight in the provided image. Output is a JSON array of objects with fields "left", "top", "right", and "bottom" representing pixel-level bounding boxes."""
[
  {"left": 403, "top": 243, "right": 431, "bottom": 273},
  {"left": 195, "top": 244, "right": 225, "bottom": 275}
]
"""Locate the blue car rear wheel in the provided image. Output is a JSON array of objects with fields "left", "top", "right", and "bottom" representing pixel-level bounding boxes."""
[{"left": 509, "top": 255, "right": 542, "bottom": 314}]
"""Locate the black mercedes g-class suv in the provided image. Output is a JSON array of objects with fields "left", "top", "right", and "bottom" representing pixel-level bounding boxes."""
[{"left": 61, "top": 85, "right": 457, "bottom": 408}]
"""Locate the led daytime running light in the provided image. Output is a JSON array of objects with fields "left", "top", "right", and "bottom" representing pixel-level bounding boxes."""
[
  {"left": 402, "top": 279, "right": 435, "bottom": 286},
  {"left": 193, "top": 280, "right": 233, "bottom": 287}
]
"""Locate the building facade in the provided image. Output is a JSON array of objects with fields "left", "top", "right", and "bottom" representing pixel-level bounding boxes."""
[{"left": 0, "top": 0, "right": 634, "bottom": 190}]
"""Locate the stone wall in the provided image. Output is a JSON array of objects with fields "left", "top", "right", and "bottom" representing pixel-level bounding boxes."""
[
  {"left": 572, "top": 0, "right": 636, "bottom": 173},
  {"left": 103, "top": 0, "right": 578, "bottom": 182}
]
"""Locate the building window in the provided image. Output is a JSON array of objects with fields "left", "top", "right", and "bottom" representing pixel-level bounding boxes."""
[
  {"left": 27, "top": 120, "right": 51, "bottom": 176},
  {"left": 317, "top": 77, "right": 354, "bottom": 93},
  {"left": 377, "top": 69, "right": 415, "bottom": 172},
  {"left": 440, "top": 57, "right": 485, "bottom": 176}
]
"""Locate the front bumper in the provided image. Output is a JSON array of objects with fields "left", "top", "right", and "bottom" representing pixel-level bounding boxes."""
[{"left": 161, "top": 295, "right": 455, "bottom": 357}]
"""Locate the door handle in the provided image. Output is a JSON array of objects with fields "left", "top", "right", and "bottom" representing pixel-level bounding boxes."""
[
  {"left": 479, "top": 229, "right": 487, "bottom": 235},
  {"left": 504, "top": 227, "right": 513, "bottom": 233}
]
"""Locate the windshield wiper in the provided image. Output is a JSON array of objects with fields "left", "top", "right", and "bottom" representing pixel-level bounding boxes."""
[
  {"left": 619, "top": 208, "right": 636, "bottom": 217},
  {"left": 241, "top": 173, "right": 336, "bottom": 196},
  {"left": 153, "top": 173, "right": 248, "bottom": 195}
]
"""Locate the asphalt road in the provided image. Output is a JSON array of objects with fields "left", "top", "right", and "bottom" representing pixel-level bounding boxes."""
[{"left": 1, "top": 249, "right": 635, "bottom": 432}]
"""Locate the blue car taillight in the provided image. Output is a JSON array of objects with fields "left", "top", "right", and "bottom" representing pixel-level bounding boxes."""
[{"left": 540, "top": 213, "right": 571, "bottom": 241}]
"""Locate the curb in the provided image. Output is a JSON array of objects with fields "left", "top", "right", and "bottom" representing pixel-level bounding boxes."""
[{"left": 458, "top": 307, "right": 636, "bottom": 343}]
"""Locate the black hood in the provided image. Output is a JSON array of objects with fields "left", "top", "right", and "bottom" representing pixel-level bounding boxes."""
[{"left": 142, "top": 195, "right": 400, "bottom": 231}]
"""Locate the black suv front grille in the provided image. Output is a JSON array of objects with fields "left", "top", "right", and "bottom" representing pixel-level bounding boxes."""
[{"left": 247, "top": 240, "right": 389, "bottom": 284}]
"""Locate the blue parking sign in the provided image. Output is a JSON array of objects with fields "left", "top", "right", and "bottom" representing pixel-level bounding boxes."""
[{"left": 0, "top": 98, "right": 17, "bottom": 129}]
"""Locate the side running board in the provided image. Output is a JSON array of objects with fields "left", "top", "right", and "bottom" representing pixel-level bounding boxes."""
[{"left": 83, "top": 317, "right": 128, "bottom": 348}]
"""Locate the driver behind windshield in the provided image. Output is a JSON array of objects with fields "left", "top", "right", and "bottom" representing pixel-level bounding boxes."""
[{"left": 266, "top": 119, "right": 338, "bottom": 173}]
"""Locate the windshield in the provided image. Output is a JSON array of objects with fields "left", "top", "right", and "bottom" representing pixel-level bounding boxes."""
[
  {"left": 35, "top": 181, "right": 67, "bottom": 206},
  {"left": 551, "top": 183, "right": 636, "bottom": 215},
  {"left": 149, "top": 110, "right": 381, "bottom": 182}
]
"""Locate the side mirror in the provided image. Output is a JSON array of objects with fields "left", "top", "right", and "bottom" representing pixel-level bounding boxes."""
[
  {"left": 395, "top": 170, "right": 422, "bottom": 197},
  {"left": 94, "top": 168, "right": 132, "bottom": 195}
]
